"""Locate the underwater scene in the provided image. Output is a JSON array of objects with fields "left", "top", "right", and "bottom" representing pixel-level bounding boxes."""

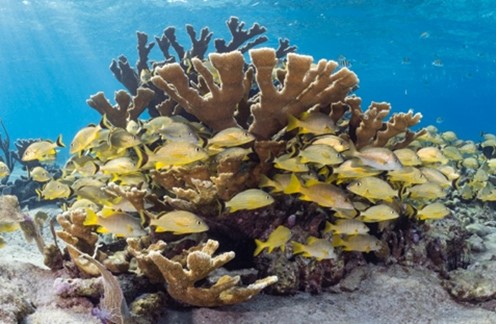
[{"left": 1, "top": 0, "right": 496, "bottom": 323}]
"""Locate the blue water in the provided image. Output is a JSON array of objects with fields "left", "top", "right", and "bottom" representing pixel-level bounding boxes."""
[{"left": 1, "top": 0, "right": 495, "bottom": 158}]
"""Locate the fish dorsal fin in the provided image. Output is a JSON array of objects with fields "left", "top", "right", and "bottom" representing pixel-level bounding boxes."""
[{"left": 306, "top": 236, "right": 319, "bottom": 245}]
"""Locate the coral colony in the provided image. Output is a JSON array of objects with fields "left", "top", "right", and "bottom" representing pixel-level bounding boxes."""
[{"left": 2, "top": 16, "right": 496, "bottom": 322}]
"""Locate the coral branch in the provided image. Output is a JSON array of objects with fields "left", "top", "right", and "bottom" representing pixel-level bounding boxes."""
[
  {"left": 110, "top": 55, "right": 140, "bottom": 95},
  {"left": 152, "top": 51, "right": 246, "bottom": 131},
  {"left": 248, "top": 48, "right": 359, "bottom": 139},
  {"left": 275, "top": 38, "right": 297, "bottom": 59},
  {"left": 186, "top": 25, "right": 213, "bottom": 60},
  {"left": 147, "top": 239, "right": 277, "bottom": 307},
  {"left": 215, "top": 17, "right": 268, "bottom": 53},
  {"left": 136, "top": 31, "right": 155, "bottom": 72},
  {"left": 86, "top": 88, "right": 154, "bottom": 128}
]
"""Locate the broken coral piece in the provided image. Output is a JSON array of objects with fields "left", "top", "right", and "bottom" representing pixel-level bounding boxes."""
[
  {"left": 86, "top": 88, "right": 155, "bottom": 128},
  {"left": 146, "top": 239, "right": 277, "bottom": 307},
  {"left": 248, "top": 48, "right": 359, "bottom": 139},
  {"left": 152, "top": 51, "right": 247, "bottom": 132},
  {"left": 350, "top": 99, "right": 425, "bottom": 149},
  {"left": 67, "top": 244, "right": 132, "bottom": 324}
]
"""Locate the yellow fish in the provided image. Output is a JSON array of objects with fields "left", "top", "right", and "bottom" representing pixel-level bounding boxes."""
[
  {"left": 416, "top": 147, "right": 448, "bottom": 165},
  {"left": 158, "top": 122, "right": 201, "bottom": 144},
  {"left": 441, "top": 131, "right": 458, "bottom": 143},
  {"left": 405, "top": 182, "right": 447, "bottom": 201},
  {"left": 357, "top": 204, "right": 399, "bottom": 223},
  {"left": 36, "top": 179, "right": 72, "bottom": 200},
  {"left": 29, "top": 166, "right": 51, "bottom": 182},
  {"left": 287, "top": 112, "right": 337, "bottom": 135},
  {"left": 225, "top": 189, "right": 274, "bottom": 213},
  {"left": 0, "top": 222, "right": 19, "bottom": 233},
  {"left": 259, "top": 174, "right": 292, "bottom": 193},
  {"left": 292, "top": 236, "right": 336, "bottom": 261},
  {"left": 477, "top": 183, "right": 496, "bottom": 201},
  {"left": 441, "top": 146, "right": 463, "bottom": 161},
  {"left": 331, "top": 159, "right": 382, "bottom": 182},
  {"left": 207, "top": 127, "right": 255, "bottom": 148},
  {"left": 0, "top": 161, "right": 10, "bottom": 179},
  {"left": 273, "top": 154, "right": 309, "bottom": 172},
  {"left": 254, "top": 225, "right": 291, "bottom": 256},
  {"left": 393, "top": 148, "right": 422, "bottom": 167},
  {"left": 387, "top": 166, "right": 427, "bottom": 185},
  {"left": 437, "top": 165, "right": 460, "bottom": 181},
  {"left": 145, "top": 142, "right": 208, "bottom": 169},
  {"left": 420, "top": 167, "right": 452, "bottom": 188},
  {"left": 458, "top": 142, "right": 477, "bottom": 155},
  {"left": 0, "top": 236, "right": 5, "bottom": 248},
  {"left": 285, "top": 174, "right": 355, "bottom": 211},
  {"left": 348, "top": 145, "right": 403, "bottom": 171},
  {"left": 108, "top": 128, "right": 141, "bottom": 153},
  {"left": 414, "top": 202, "right": 450, "bottom": 220},
  {"left": 311, "top": 135, "right": 350, "bottom": 152},
  {"left": 84, "top": 208, "right": 146, "bottom": 237},
  {"left": 66, "top": 198, "right": 100, "bottom": 212},
  {"left": 347, "top": 176, "right": 398, "bottom": 202},
  {"left": 22, "top": 135, "right": 64, "bottom": 162},
  {"left": 100, "top": 156, "right": 142, "bottom": 175},
  {"left": 298, "top": 144, "right": 343, "bottom": 166},
  {"left": 323, "top": 219, "right": 369, "bottom": 235},
  {"left": 148, "top": 210, "right": 208, "bottom": 235},
  {"left": 332, "top": 234, "right": 382, "bottom": 252},
  {"left": 461, "top": 157, "right": 479, "bottom": 170},
  {"left": 70, "top": 125, "right": 102, "bottom": 154},
  {"left": 141, "top": 116, "right": 173, "bottom": 135}
]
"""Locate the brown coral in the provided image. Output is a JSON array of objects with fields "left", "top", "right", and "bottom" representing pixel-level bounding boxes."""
[
  {"left": 86, "top": 88, "right": 155, "bottom": 128},
  {"left": 151, "top": 51, "right": 247, "bottom": 132},
  {"left": 146, "top": 239, "right": 277, "bottom": 307},
  {"left": 248, "top": 48, "right": 359, "bottom": 139}
]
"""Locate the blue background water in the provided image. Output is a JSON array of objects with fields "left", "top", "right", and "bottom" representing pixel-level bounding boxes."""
[{"left": 1, "top": 0, "right": 495, "bottom": 161}]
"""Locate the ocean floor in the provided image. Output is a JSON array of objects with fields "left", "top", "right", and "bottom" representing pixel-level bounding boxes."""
[{"left": 2, "top": 205, "right": 496, "bottom": 324}]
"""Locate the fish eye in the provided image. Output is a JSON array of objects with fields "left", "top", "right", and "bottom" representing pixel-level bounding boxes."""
[
  {"left": 265, "top": 195, "right": 271, "bottom": 200},
  {"left": 195, "top": 147, "right": 201, "bottom": 152},
  {"left": 196, "top": 220, "right": 202, "bottom": 225},
  {"left": 356, "top": 181, "right": 361, "bottom": 186}
]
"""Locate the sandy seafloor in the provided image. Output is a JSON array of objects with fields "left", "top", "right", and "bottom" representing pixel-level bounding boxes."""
[{"left": 2, "top": 205, "right": 496, "bottom": 324}]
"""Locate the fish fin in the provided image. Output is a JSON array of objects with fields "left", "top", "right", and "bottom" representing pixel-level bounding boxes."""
[
  {"left": 306, "top": 236, "right": 319, "bottom": 245},
  {"left": 404, "top": 204, "right": 417, "bottom": 218},
  {"left": 35, "top": 188, "right": 42, "bottom": 200},
  {"left": 253, "top": 239, "right": 266, "bottom": 256},
  {"left": 133, "top": 147, "right": 146, "bottom": 169},
  {"left": 291, "top": 241, "right": 306, "bottom": 255},
  {"left": 398, "top": 185, "right": 410, "bottom": 200},
  {"left": 342, "top": 139, "right": 357, "bottom": 159},
  {"left": 96, "top": 227, "right": 109, "bottom": 234},
  {"left": 323, "top": 221, "right": 334, "bottom": 234},
  {"left": 452, "top": 177, "right": 463, "bottom": 190},
  {"left": 56, "top": 134, "right": 65, "bottom": 148},
  {"left": 284, "top": 173, "right": 301, "bottom": 195},
  {"left": 83, "top": 208, "right": 99, "bottom": 226},
  {"left": 286, "top": 114, "right": 300, "bottom": 132},
  {"left": 331, "top": 235, "right": 344, "bottom": 247},
  {"left": 100, "top": 114, "right": 113, "bottom": 129}
]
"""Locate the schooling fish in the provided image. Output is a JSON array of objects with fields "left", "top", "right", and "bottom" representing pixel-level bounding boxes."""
[
  {"left": 84, "top": 208, "right": 146, "bottom": 238},
  {"left": 145, "top": 142, "right": 208, "bottom": 169},
  {"left": 411, "top": 202, "right": 451, "bottom": 220},
  {"left": 332, "top": 234, "right": 382, "bottom": 253},
  {"left": 356, "top": 204, "right": 400, "bottom": 223},
  {"left": 36, "top": 179, "right": 72, "bottom": 200},
  {"left": 291, "top": 236, "right": 336, "bottom": 261},
  {"left": 298, "top": 144, "right": 343, "bottom": 166},
  {"left": 70, "top": 124, "right": 102, "bottom": 154},
  {"left": 29, "top": 166, "right": 51, "bottom": 183},
  {"left": 286, "top": 112, "right": 337, "bottom": 135},
  {"left": 347, "top": 144, "right": 403, "bottom": 171},
  {"left": 22, "top": 135, "right": 65, "bottom": 162},
  {"left": 148, "top": 210, "right": 208, "bottom": 235},
  {"left": 416, "top": 147, "right": 448, "bottom": 165},
  {"left": 225, "top": 189, "right": 274, "bottom": 213},
  {"left": 393, "top": 148, "right": 422, "bottom": 167},
  {"left": 273, "top": 154, "right": 309, "bottom": 172},
  {"left": 347, "top": 176, "right": 398, "bottom": 202},
  {"left": 323, "top": 219, "right": 369, "bottom": 235},
  {"left": 0, "top": 161, "right": 10, "bottom": 179},
  {"left": 208, "top": 127, "right": 255, "bottom": 148},
  {"left": 311, "top": 135, "right": 350, "bottom": 152},
  {"left": 254, "top": 225, "right": 291, "bottom": 256}
]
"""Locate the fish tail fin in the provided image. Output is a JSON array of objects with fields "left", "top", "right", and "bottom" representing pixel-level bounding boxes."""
[
  {"left": 56, "top": 134, "right": 65, "bottom": 148},
  {"left": 35, "top": 188, "right": 42, "bottom": 200},
  {"left": 323, "top": 221, "right": 334, "bottom": 234},
  {"left": 83, "top": 208, "right": 99, "bottom": 226},
  {"left": 284, "top": 173, "right": 302, "bottom": 195},
  {"left": 291, "top": 241, "right": 306, "bottom": 255},
  {"left": 134, "top": 147, "right": 146, "bottom": 169},
  {"left": 404, "top": 203, "right": 417, "bottom": 219},
  {"left": 253, "top": 239, "right": 266, "bottom": 256},
  {"left": 286, "top": 114, "right": 300, "bottom": 132},
  {"left": 331, "top": 235, "right": 344, "bottom": 247},
  {"left": 342, "top": 139, "right": 357, "bottom": 159},
  {"left": 100, "top": 114, "right": 113, "bottom": 129},
  {"left": 399, "top": 185, "right": 410, "bottom": 200}
]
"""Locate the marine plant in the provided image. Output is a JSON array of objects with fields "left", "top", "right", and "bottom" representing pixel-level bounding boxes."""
[{"left": 14, "top": 16, "right": 495, "bottom": 321}]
